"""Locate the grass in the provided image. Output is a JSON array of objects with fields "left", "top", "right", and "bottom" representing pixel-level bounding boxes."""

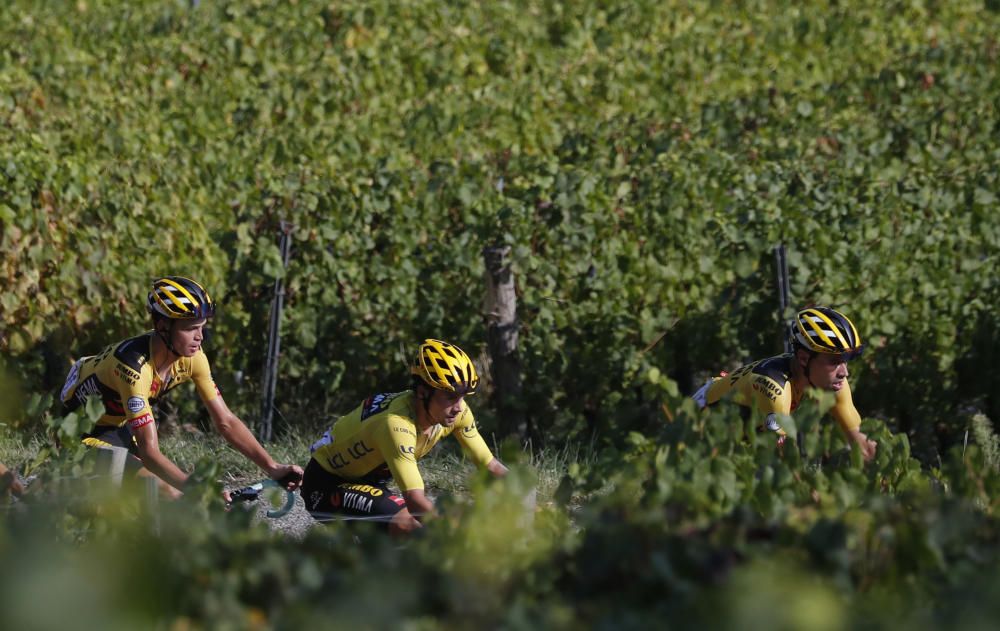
[
  {"left": 1, "top": 419, "right": 585, "bottom": 508},
  {"left": 970, "top": 413, "right": 1000, "bottom": 473},
  {"left": 0, "top": 424, "right": 44, "bottom": 478},
  {"left": 417, "top": 436, "right": 597, "bottom": 507}
]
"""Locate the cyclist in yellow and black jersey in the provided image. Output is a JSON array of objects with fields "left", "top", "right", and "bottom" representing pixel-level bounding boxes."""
[
  {"left": 60, "top": 276, "right": 303, "bottom": 497},
  {"left": 302, "top": 339, "right": 507, "bottom": 535},
  {"left": 62, "top": 332, "right": 218, "bottom": 440},
  {"left": 693, "top": 307, "right": 877, "bottom": 462}
]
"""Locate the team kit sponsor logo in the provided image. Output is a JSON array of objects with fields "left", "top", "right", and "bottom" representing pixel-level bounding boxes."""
[
  {"left": 360, "top": 391, "right": 404, "bottom": 420},
  {"left": 751, "top": 376, "right": 782, "bottom": 402},
  {"left": 337, "top": 483, "right": 384, "bottom": 497},
  {"left": 71, "top": 376, "right": 101, "bottom": 406},
  {"left": 727, "top": 364, "right": 753, "bottom": 384},
  {"left": 309, "top": 491, "right": 324, "bottom": 511},
  {"left": 127, "top": 396, "right": 146, "bottom": 413},
  {"left": 341, "top": 491, "right": 374, "bottom": 513},
  {"left": 326, "top": 452, "right": 349, "bottom": 469},
  {"left": 324, "top": 440, "right": 375, "bottom": 470},
  {"left": 127, "top": 413, "right": 154, "bottom": 429},
  {"left": 347, "top": 440, "right": 374, "bottom": 459},
  {"left": 60, "top": 361, "right": 83, "bottom": 401},
  {"left": 114, "top": 364, "right": 140, "bottom": 386}
]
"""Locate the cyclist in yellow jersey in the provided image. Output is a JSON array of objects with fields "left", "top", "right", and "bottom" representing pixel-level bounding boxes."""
[
  {"left": 302, "top": 339, "right": 508, "bottom": 535},
  {"left": 60, "top": 276, "right": 303, "bottom": 498},
  {"left": 693, "top": 307, "right": 878, "bottom": 462}
]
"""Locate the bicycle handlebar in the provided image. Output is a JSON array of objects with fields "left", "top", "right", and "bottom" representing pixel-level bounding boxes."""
[{"left": 228, "top": 479, "right": 296, "bottom": 518}]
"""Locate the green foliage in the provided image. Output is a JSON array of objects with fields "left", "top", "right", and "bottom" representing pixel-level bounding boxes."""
[
  {"left": 0, "top": 0, "right": 997, "bottom": 459},
  {"left": 3, "top": 1, "right": 1000, "bottom": 624},
  {"left": 548, "top": 401, "right": 1000, "bottom": 629},
  {"left": 4, "top": 393, "right": 1000, "bottom": 628}
]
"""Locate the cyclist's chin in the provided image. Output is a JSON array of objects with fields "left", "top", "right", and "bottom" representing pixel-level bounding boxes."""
[{"left": 829, "top": 381, "right": 845, "bottom": 392}]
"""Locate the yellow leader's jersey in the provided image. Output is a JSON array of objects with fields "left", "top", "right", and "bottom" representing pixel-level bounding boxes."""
[
  {"left": 692, "top": 354, "right": 862, "bottom": 436},
  {"left": 309, "top": 390, "right": 495, "bottom": 492},
  {"left": 60, "top": 332, "right": 219, "bottom": 433}
]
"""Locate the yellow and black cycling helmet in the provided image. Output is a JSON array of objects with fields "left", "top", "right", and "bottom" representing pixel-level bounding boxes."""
[
  {"left": 411, "top": 339, "right": 480, "bottom": 395},
  {"left": 147, "top": 276, "right": 216, "bottom": 320},
  {"left": 790, "top": 307, "right": 863, "bottom": 358}
]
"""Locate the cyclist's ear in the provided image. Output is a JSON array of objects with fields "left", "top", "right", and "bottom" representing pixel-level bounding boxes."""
[
  {"left": 793, "top": 348, "right": 811, "bottom": 368},
  {"left": 414, "top": 382, "right": 435, "bottom": 407},
  {"left": 154, "top": 319, "right": 170, "bottom": 336}
]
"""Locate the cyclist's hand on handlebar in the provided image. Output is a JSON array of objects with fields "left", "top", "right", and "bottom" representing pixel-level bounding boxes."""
[
  {"left": 861, "top": 438, "right": 878, "bottom": 463},
  {"left": 225, "top": 480, "right": 296, "bottom": 518},
  {"left": 225, "top": 483, "right": 263, "bottom": 508},
  {"left": 848, "top": 429, "right": 878, "bottom": 463},
  {"left": 268, "top": 464, "right": 304, "bottom": 491}
]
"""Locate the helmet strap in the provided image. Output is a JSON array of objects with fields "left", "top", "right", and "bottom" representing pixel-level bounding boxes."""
[
  {"left": 155, "top": 319, "right": 181, "bottom": 357},
  {"left": 793, "top": 346, "right": 820, "bottom": 389},
  {"left": 800, "top": 350, "right": 824, "bottom": 389},
  {"left": 419, "top": 386, "right": 432, "bottom": 414},
  {"left": 412, "top": 379, "right": 433, "bottom": 415}
]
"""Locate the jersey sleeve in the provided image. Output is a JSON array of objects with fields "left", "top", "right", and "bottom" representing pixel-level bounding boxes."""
[
  {"left": 190, "top": 351, "right": 220, "bottom": 403},
  {"left": 700, "top": 377, "right": 728, "bottom": 407},
  {"left": 377, "top": 415, "right": 424, "bottom": 492},
  {"left": 748, "top": 374, "right": 792, "bottom": 435},
  {"left": 829, "top": 379, "right": 862, "bottom": 434},
  {"left": 117, "top": 363, "right": 156, "bottom": 431},
  {"left": 452, "top": 407, "right": 495, "bottom": 468}
]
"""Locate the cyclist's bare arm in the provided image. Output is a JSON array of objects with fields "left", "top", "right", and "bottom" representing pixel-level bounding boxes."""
[
  {"left": 830, "top": 387, "right": 877, "bottom": 463},
  {"left": 486, "top": 458, "right": 508, "bottom": 477},
  {"left": 392, "top": 461, "right": 506, "bottom": 535},
  {"left": 846, "top": 428, "right": 878, "bottom": 462},
  {"left": 203, "top": 396, "right": 303, "bottom": 489},
  {"left": 131, "top": 421, "right": 189, "bottom": 491},
  {"left": 403, "top": 488, "right": 435, "bottom": 521},
  {"left": 380, "top": 489, "right": 434, "bottom": 536}
]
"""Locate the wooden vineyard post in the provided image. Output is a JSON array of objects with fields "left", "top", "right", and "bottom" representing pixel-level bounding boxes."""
[{"left": 483, "top": 245, "right": 528, "bottom": 441}]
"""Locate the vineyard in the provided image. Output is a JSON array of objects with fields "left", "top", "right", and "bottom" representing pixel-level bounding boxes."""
[{"left": 2, "top": 0, "right": 1000, "bottom": 628}]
